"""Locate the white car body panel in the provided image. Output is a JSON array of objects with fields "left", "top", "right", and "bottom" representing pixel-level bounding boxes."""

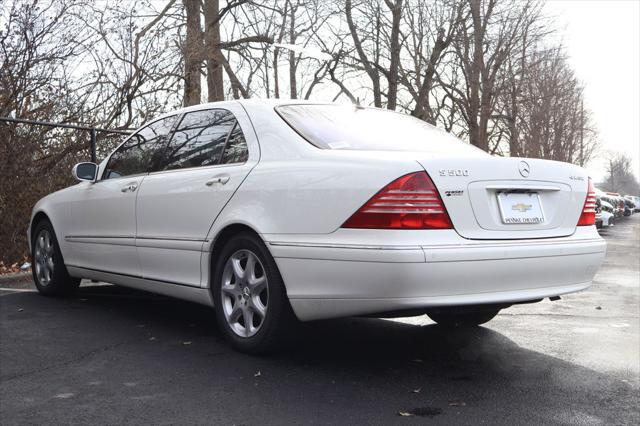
[
  {"left": 29, "top": 99, "right": 607, "bottom": 322},
  {"left": 135, "top": 103, "right": 259, "bottom": 287},
  {"left": 67, "top": 177, "right": 141, "bottom": 277},
  {"left": 266, "top": 227, "right": 604, "bottom": 320}
]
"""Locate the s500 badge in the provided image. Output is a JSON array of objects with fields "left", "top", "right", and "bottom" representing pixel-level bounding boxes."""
[{"left": 439, "top": 169, "right": 469, "bottom": 177}]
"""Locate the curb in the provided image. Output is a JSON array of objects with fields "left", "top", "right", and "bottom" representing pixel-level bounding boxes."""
[{"left": 0, "top": 272, "right": 31, "bottom": 284}]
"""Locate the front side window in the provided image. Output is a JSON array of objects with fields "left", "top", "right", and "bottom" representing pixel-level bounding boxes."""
[
  {"left": 276, "top": 104, "right": 487, "bottom": 157},
  {"left": 156, "top": 109, "right": 236, "bottom": 171},
  {"left": 104, "top": 116, "right": 177, "bottom": 179}
]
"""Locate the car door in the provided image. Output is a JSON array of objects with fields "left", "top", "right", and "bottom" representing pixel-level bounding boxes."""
[
  {"left": 67, "top": 115, "right": 178, "bottom": 277},
  {"left": 135, "top": 105, "right": 258, "bottom": 287}
]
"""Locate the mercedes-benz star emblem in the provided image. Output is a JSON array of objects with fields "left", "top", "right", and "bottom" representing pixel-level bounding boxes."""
[{"left": 518, "top": 160, "right": 531, "bottom": 178}]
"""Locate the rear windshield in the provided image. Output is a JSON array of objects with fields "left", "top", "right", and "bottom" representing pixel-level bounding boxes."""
[{"left": 276, "top": 104, "right": 485, "bottom": 155}]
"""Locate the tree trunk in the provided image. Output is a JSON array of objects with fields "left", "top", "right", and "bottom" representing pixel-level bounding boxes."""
[
  {"left": 288, "top": 5, "right": 297, "bottom": 99},
  {"left": 204, "top": 0, "right": 224, "bottom": 102},
  {"left": 273, "top": 49, "right": 280, "bottom": 98},
  {"left": 385, "top": 0, "right": 402, "bottom": 110},
  {"left": 468, "top": 0, "right": 484, "bottom": 149},
  {"left": 411, "top": 31, "right": 450, "bottom": 123},
  {"left": 346, "top": 0, "right": 381, "bottom": 107},
  {"left": 183, "top": 0, "right": 202, "bottom": 106}
]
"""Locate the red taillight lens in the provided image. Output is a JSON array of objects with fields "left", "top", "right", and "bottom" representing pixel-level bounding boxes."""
[
  {"left": 577, "top": 178, "right": 596, "bottom": 226},
  {"left": 342, "top": 172, "right": 453, "bottom": 229}
]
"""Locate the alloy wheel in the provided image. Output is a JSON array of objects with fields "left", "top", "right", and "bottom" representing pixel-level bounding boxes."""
[
  {"left": 221, "top": 249, "right": 269, "bottom": 337},
  {"left": 34, "top": 229, "right": 55, "bottom": 286}
]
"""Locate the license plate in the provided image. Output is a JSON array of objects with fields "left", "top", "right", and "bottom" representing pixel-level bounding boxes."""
[{"left": 497, "top": 192, "right": 545, "bottom": 224}]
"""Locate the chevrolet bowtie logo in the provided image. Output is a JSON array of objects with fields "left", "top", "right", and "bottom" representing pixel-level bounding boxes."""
[{"left": 512, "top": 203, "right": 533, "bottom": 213}]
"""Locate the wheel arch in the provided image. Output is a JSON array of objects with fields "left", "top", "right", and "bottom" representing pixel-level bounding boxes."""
[
  {"left": 29, "top": 211, "right": 51, "bottom": 251},
  {"left": 208, "top": 223, "right": 268, "bottom": 290}
]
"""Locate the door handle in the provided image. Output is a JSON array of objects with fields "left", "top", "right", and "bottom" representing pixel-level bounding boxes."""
[
  {"left": 206, "top": 174, "right": 230, "bottom": 186},
  {"left": 121, "top": 183, "right": 138, "bottom": 193}
]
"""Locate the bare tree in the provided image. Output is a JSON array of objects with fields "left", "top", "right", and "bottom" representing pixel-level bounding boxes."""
[
  {"left": 440, "top": 0, "right": 542, "bottom": 151},
  {"left": 1, "top": 0, "right": 91, "bottom": 264},
  {"left": 77, "top": 0, "right": 183, "bottom": 129},
  {"left": 399, "top": 0, "right": 464, "bottom": 123},
  {"left": 510, "top": 46, "right": 597, "bottom": 164},
  {"left": 344, "top": 0, "right": 403, "bottom": 109},
  {"left": 603, "top": 153, "right": 640, "bottom": 195}
]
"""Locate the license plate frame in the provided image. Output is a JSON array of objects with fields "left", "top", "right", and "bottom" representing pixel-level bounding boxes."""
[{"left": 497, "top": 192, "right": 545, "bottom": 225}]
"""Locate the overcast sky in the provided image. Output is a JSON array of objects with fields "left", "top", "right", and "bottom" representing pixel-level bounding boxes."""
[{"left": 544, "top": 0, "right": 640, "bottom": 181}]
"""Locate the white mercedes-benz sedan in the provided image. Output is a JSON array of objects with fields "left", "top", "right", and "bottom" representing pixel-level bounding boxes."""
[{"left": 29, "top": 99, "right": 606, "bottom": 353}]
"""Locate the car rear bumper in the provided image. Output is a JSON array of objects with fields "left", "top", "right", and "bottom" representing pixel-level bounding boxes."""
[{"left": 266, "top": 228, "right": 607, "bottom": 321}]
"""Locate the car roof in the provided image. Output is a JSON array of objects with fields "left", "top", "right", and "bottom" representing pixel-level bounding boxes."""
[{"left": 154, "top": 98, "right": 340, "bottom": 120}]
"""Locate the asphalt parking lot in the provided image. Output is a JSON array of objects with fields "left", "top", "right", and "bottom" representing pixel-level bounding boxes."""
[{"left": 1, "top": 218, "right": 639, "bottom": 425}]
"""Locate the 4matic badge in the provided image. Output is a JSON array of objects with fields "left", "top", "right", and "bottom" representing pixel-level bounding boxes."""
[{"left": 445, "top": 190, "right": 464, "bottom": 197}]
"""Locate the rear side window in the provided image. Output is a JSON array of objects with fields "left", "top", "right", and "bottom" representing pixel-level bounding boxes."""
[
  {"left": 156, "top": 109, "right": 236, "bottom": 171},
  {"left": 220, "top": 123, "right": 248, "bottom": 164},
  {"left": 104, "top": 115, "right": 178, "bottom": 179},
  {"left": 276, "top": 104, "right": 486, "bottom": 156}
]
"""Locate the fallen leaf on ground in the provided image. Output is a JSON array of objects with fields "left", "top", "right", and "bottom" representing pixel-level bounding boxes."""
[
  {"left": 398, "top": 411, "right": 415, "bottom": 417},
  {"left": 182, "top": 341, "right": 192, "bottom": 345},
  {"left": 595, "top": 306, "right": 602, "bottom": 310},
  {"left": 254, "top": 371, "right": 261, "bottom": 377},
  {"left": 18, "top": 308, "right": 23, "bottom": 312},
  {"left": 149, "top": 337, "right": 156, "bottom": 341},
  {"left": 448, "top": 400, "right": 466, "bottom": 407},
  {"left": 412, "top": 388, "right": 421, "bottom": 393}
]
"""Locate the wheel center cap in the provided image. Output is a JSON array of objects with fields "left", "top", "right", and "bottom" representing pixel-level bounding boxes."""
[{"left": 242, "top": 287, "right": 251, "bottom": 298}]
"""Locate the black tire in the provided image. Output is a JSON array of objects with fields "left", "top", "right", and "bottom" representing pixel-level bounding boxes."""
[
  {"left": 428, "top": 308, "right": 500, "bottom": 328},
  {"left": 31, "top": 219, "right": 80, "bottom": 296},
  {"left": 212, "top": 232, "right": 294, "bottom": 354}
]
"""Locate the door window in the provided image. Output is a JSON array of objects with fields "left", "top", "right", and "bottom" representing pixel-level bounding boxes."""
[
  {"left": 104, "top": 116, "right": 178, "bottom": 179},
  {"left": 156, "top": 109, "right": 236, "bottom": 171}
]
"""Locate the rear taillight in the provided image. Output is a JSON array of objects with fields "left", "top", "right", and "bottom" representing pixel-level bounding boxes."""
[
  {"left": 342, "top": 171, "right": 453, "bottom": 229},
  {"left": 577, "top": 178, "right": 596, "bottom": 226}
]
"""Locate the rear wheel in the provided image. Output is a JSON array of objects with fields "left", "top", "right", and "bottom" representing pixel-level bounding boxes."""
[
  {"left": 428, "top": 308, "right": 500, "bottom": 328},
  {"left": 31, "top": 220, "right": 80, "bottom": 296},
  {"left": 212, "top": 232, "right": 294, "bottom": 354}
]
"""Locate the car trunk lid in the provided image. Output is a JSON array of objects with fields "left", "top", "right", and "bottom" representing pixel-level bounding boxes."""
[{"left": 418, "top": 157, "right": 589, "bottom": 240}]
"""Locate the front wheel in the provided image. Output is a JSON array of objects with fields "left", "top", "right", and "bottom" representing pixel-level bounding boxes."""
[
  {"left": 427, "top": 308, "right": 500, "bottom": 328},
  {"left": 31, "top": 220, "right": 80, "bottom": 296},
  {"left": 212, "top": 232, "right": 294, "bottom": 354}
]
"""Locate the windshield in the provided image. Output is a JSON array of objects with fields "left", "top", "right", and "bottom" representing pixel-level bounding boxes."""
[{"left": 276, "top": 104, "right": 486, "bottom": 156}]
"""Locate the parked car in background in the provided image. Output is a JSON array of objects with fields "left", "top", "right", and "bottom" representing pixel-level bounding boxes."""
[
  {"left": 617, "top": 197, "right": 627, "bottom": 217},
  {"left": 28, "top": 100, "right": 607, "bottom": 353},
  {"left": 595, "top": 198, "right": 603, "bottom": 229},
  {"left": 595, "top": 197, "right": 614, "bottom": 229},
  {"left": 607, "top": 193, "right": 625, "bottom": 218},
  {"left": 623, "top": 199, "right": 634, "bottom": 216},
  {"left": 625, "top": 195, "right": 640, "bottom": 212}
]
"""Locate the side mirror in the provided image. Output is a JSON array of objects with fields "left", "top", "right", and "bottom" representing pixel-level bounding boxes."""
[{"left": 72, "top": 162, "right": 98, "bottom": 182}]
